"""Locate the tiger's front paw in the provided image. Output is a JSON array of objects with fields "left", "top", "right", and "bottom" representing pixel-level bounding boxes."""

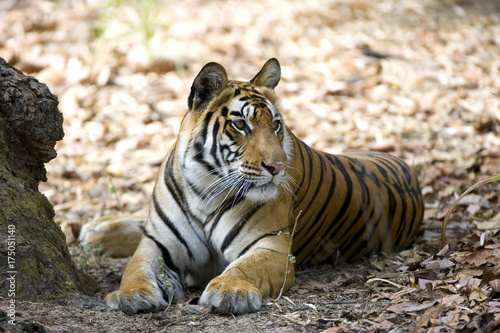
[
  {"left": 105, "top": 283, "right": 167, "bottom": 314},
  {"left": 199, "top": 276, "right": 262, "bottom": 314}
]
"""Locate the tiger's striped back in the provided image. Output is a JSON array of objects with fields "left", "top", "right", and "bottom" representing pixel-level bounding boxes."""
[{"left": 289, "top": 135, "right": 423, "bottom": 266}]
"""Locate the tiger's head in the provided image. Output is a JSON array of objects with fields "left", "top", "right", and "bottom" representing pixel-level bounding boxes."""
[{"left": 177, "top": 58, "right": 293, "bottom": 206}]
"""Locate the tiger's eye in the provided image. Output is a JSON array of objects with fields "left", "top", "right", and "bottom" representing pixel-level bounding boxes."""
[
  {"left": 272, "top": 120, "right": 282, "bottom": 132},
  {"left": 232, "top": 119, "right": 247, "bottom": 131}
]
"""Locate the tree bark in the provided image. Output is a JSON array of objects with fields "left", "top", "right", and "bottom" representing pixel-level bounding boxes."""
[{"left": 0, "top": 57, "right": 99, "bottom": 301}]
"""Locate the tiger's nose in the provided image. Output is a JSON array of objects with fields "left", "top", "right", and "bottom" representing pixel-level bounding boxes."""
[{"left": 262, "top": 162, "right": 287, "bottom": 175}]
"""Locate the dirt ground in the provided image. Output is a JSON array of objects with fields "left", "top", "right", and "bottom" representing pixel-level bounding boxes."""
[
  {"left": 7, "top": 254, "right": 423, "bottom": 333},
  {"left": 1, "top": 0, "right": 500, "bottom": 332}
]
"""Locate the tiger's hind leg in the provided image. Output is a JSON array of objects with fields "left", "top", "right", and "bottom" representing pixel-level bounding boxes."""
[
  {"left": 78, "top": 214, "right": 146, "bottom": 258},
  {"left": 105, "top": 235, "right": 183, "bottom": 314}
]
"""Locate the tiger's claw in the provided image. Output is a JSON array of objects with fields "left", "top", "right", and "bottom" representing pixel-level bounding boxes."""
[
  {"left": 106, "top": 285, "right": 167, "bottom": 314},
  {"left": 199, "top": 276, "right": 262, "bottom": 314}
]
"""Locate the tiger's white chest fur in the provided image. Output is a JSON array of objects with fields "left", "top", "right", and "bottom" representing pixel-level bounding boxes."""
[{"left": 146, "top": 109, "right": 294, "bottom": 287}]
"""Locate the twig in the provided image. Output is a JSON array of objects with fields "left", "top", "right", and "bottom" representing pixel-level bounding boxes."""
[
  {"left": 368, "top": 285, "right": 388, "bottom": 299},
  {"left": 276, "top": 210, "right": 301, "bottom": 300},
  {"left": 365, "top": 278, "right": 404, "bottom": 289},
  {"left": 270, "top": 312, "right": 313, "bottom": 326},
  {"left": 393, "top": 287, "right": 419, "bottom": 297},
  {"left": 282, "top": 296, "right": 295, "bottom": 306}
]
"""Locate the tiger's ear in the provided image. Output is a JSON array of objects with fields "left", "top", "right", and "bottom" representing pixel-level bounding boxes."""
[
  {"left": 250, "top": 58, "right": 281, "bottom": 90},
  {"left": 188, "top": 62, "right": 228, "bottom": 111}
]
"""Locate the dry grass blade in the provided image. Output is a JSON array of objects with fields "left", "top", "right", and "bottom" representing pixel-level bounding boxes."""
[
  {"left": 441, "top": 174, "right": 500, "bottom": 248},
  {"left": 365, "top": 278, "right": 404, "bottom": 289},
  {"left": 410, "top": 305, "right": 444, "bottom": 333},
  {"left": 276, "top": 210, "right": 301, "bottom": 300}
]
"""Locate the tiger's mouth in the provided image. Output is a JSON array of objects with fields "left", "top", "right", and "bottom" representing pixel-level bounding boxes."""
[
  {"left": 247, "top": 182, "right": 274, "bottom": 190},
  {"left": 244, "top": 180, "right": 280, "bottom": 202}
]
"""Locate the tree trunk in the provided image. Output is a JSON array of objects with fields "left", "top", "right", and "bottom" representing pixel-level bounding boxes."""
[{"left": 0, "top": 57, "right": 99, "bottom": 302}]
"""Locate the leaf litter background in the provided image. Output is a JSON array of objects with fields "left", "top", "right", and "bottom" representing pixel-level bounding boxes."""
[{"left": 1, "top": 0, "right": 500, "bottom": 332}]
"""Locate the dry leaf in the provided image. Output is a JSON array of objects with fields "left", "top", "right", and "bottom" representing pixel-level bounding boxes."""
[
  {"left": 464, "top": 248, "right": 500, "bottom": 267},
  {"left": 298, "top": 281, "right": 329, "bottom": 291},
  {"left": 476, "top": 219, "right": 500, "bottom": 230},
  {"left": 489, "top": 301, "right": 500, "bottom": 312},
  {"left": 457, "top": 277, "right": 482, "bottom": 290},
  {"left": 458, "top": 194, "right": 491, "bottom": 209},
  {"left": 437, "top": 284, "right": 458, "bottom": 294},
  {"left": 418, "top": 278, "right": 437, "bottom": 291},
  {"left": 490, "top": 279, "right": 500, "bottom": 293},
  {"left": 369, "top": 320, "right": 395, "bottom": 330},
  {"left": 386, "top": 302, "right": 409, "bottom": 314},
  {"left": 457, "top": 268, "right": 485, "bottom": 279},
  {"left": 436, "top": 244, "right": 450, "bottom": 257},
  {"left": 441, "top": 295, "right": 466, "bottom": 307},
  {"left": 421, "top": 258, "right": 455, "bottom": 270},
  {"left": 457, "top": 312, "right": 497, "bottom": 332},
  {"left": 469, "top": 285, "right": 487, "bottom": 302},
  {"left": 404, "top": 301, "right": 437, "bottom": 313}
]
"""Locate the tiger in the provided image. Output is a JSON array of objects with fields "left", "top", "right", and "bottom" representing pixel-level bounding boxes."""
[{"left": 105, "top": 58, "right": 424, "bottom": 315}]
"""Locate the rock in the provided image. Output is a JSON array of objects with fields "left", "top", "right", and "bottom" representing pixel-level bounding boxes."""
[{"left": 0, "top": 57, "right": 99, "bottom": 300}]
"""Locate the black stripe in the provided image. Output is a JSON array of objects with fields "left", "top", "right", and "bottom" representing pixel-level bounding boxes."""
[
  {"left": 210, "top": 119, "right": 222, "bottom": 168},
  {"left": 292, "top": 138, "right": 307, "bottom": 197},
  {"left": 296, "top": 209, "right": 335, "bottom": 265},
  {"left": 294, "top": 154, "right": 340, "bottom": 259},
  {"left": 185, "top": 178, "right": 203, "bottom": 196},
  {"left": 339, "top": 190, "right": 386, "bottom": 260},
  {"left": 374, "top": 162, "right": 391, "bottom": 183},
  {"left": 324, "top": 154, "right": 354, "bottom": 230},
  {"left": 389, "top": 156, "right": 413, "bottom": 184},
  {"left": 143, "top": 229, "right": 181, "bottom": 277},
  {"left": 239, "top": 94, "right": 266, "bottom": 102},
  {"left": 152, "top": 193, "right": 194, "bottom": 258},
  {"left": 163, "top": 154, "right": 187, "bottom": 213},
  {"left": 296, "top": 154, "right": 355, "bottom": 262},
  {"left": 294, "top": 152, "right": 336, "bottom": 245},
  {"left": 164, "top": 156, "right": 194, "bottom": 221},
  {"left": 295, "top": 149, "right": 325, "bottom": 223},
  {"left": 340, "top": 221, "right": 371, "bottom": 260},
  {"left": 374, "top": 156, "right": 403, "bottom": 186},
  {"left": 200, "top": 111, "right": 214, "bottom": 144},
  {"left": 225, "top": 130, "right": 235, "bottom": 142},
  {"left": 207, "top": 195, "right": 246, "bottom": 240},
  {"left": 237, "top": 232, "right": 279, "bottom": 257},
  {"left": 193, "top": 141, "right": 216, "bottom": 172},
  {"left": 220, "top": 204, "right": 263, "bottom": 253},
  {"left": 292, "top": 139, "right": 315, "bottom": 208},
  {"left": 392, "top": 185, "right": 409, "bottom": 244},
  {"left": 332, "top": 198, "right": 366, "bottom": 256},
  {"left": 346, "top": 157, "right": 369, "bottom": 204},
  {"left": 191, "top": 111, "right": 219, "bottom": 173},
  {"left": 229, "top": 110, "right": 243, "bottom": 117},
  {"left": 162, "top": 163, "right": 208, "bottom": 248}
]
